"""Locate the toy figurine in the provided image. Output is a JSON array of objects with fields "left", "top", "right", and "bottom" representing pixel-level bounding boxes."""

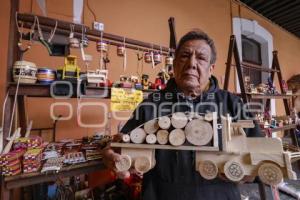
[
  {"left": 142, "top": 74, "right": 150, "bottom": 90},
  {"left": 57, "top": 55, "right": 80, "bottom": 81}
]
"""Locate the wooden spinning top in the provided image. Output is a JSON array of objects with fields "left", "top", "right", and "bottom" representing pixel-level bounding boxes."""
[
  {"left": 169, "top": 129, "right": 185, "bottom": 146},
  {"left": 171, "top": 112, "right": 188, "bottom": 129},
  {"left": 134, "top": 156, "right": 151, "bottom": 173},
  {"left": 156, "top": 130, "right": 169, "bottom": 145},
  {"left": 122, "top": 134, "right": 130, "bottom": 143},
  {"left": 185, "top": 119, "right": 213, "bottom": 146},
  {"left": 130, "top": 128, "right": 146, "bottom": 144},
  {"left": 144, "top": 119, "right": 159, "bottom": 134},
  {"left": 158, "top": 116, "right": 171, "bottom": 129},
  {"left": 115, "top": 155, "right": 131, "bottom": 172}
]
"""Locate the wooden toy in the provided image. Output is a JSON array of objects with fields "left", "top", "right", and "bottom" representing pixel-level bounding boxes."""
[
  {"left": 37, "top": 68, "right": 56, "bottom": 84},
  {"left": 13, "top": 61, "right": 37, "bottom": 84},
  {"left": 111, "top": 112, "right": 299, "bottom": 186},
  {"left": 57, "top": 55, "right": 80, "bottom": 81}
]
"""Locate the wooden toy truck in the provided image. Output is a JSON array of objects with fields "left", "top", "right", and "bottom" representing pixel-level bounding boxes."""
[{"left": 111, "top": 112, "right": 299, "bottom": 186}]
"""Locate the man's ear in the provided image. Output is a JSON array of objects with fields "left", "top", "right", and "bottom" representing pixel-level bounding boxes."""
[{"left": 210, "top": 64, "right": 215, "bottom": 72}]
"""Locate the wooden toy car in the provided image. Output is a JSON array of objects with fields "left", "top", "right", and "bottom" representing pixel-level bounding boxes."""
[
  {"left": 111, "top": 112, "right": 299, "bottom": 185},
  {"left": 87, "top": 69, "right": 108, "bottom": 85}
]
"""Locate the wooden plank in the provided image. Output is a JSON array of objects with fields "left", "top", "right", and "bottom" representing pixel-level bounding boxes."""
[
  {"left": 111, "top": 142, "right": 219, "bottom": 151},
  {"left": 4, "top": 160, "right": 104, "bottom": 189},
  {"left": 223, "top": 35, "right": 235, "bottom": 90},
  {"left": 249, "top": 94, "right": 293, "bottom": 99}
]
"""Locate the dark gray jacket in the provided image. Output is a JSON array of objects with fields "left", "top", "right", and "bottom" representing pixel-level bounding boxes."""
[{"left": 121, "top": 76, "right": 261, "bottom": 200}]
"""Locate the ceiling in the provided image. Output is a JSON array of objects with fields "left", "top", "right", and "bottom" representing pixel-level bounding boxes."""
[{"left": 240, "top": 0, "right": 300, "bottom": 38}]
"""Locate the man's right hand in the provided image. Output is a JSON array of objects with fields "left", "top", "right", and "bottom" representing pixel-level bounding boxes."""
[{"left": 102, "top": 147, "right": 130, "bottom": 179}]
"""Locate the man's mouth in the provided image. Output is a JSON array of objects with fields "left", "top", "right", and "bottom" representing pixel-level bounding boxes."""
[{"left": 182, "top": 73, "right": 199, "bottom": 79}]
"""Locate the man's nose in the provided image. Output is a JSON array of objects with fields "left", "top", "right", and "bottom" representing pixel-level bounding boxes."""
[{"left": 188, "top": 54, "right": 197, "bottom": 70}]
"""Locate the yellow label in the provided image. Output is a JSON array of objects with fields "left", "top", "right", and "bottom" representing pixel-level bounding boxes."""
[{"left": 111, "top": 88, "right": 143, "bottom": 111}]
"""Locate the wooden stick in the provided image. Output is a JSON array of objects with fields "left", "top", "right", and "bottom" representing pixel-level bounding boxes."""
[
  {"left": 157, "top": 130, "right": 169, "bottom": 145},
  {"left": 24, "top": 120, "right": 32, "bottom": 138},
  {"left": 3, "top": 128, "right": 20, "bottom": 154},
  {"left": 0, "top": 127, "right": 3, "bottom": 154},
  {"left": 146, "top": 134, "right": 157, "bottom": 144},
  {"left": 169, "top": 129, "right": 185, "bottom": 146},
  {"left": 130, "top": 128, "right": 146, "bottom": 144},
  {"left": 171, "top": 112, "right": 188, "bottom": 129},
  {"left": 144, "top": 119, "right": 159, "bottom": 134}
]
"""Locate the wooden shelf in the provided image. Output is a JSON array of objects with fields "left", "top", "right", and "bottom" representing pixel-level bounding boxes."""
[
  {"left": 4, "top": 160, "right": 105, "bottom": 189},
  {"left": 111, "top": 142, "right": 219, "bottom": 151},
  {"left": 229, "top": 63, "right": 280, "bottom": 73},
  {"left": 268, "top": 124, "right": 297, "bottom": 133},
  {"left": 248, "top": 93, "right": 293, "bottom": 99},
  {"left": 8, "top": 83, "right": 157, "bottom": 98}
]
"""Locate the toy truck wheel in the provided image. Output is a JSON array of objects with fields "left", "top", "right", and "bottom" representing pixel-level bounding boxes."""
[
  {"left": 198, "top": 160, "right": 218, "bottom": 180},
  {"left": 134, "top": 156, "right": 151, "bottom": 173},
  {"left": 258, "top": 163, "right": 283, "bottom": 186},
  {"left": 224, "top": 160, "right": 245, "bottom": 182},
  {"left": 115, "top": 155, "right": 131, "bottom": 172}
]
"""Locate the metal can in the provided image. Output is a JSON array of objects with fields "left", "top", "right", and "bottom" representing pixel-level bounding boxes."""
[
  {"left": 96, "top": 41, "right": 108, "bottom": 52},
  {"left": 165, "top": 56, "right": 174, "bottom": 65},
  {"left": 117, "top": 45, "right": 126, "bottom": 56},
  {"left": 153, "top": 52, "right": 162, "bottom": 64},
  {"left": 69, "top": 37, "right": 80, "bottom": 48},
  {"left": 144, "top": 52, "right": 152, "bottom": 63}
]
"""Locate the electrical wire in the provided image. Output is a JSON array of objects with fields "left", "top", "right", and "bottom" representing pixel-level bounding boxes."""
[{"left": 86, "top": 0, "right": 97, "bottom": 21}]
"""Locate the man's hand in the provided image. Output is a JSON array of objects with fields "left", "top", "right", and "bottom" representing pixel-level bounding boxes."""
[{"left": 102, "top": 147, "right": 130, "bottom": 179}]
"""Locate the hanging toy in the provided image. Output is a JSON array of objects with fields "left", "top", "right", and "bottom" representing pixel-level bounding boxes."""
[
  {"left": 118, "top": 37, "right": 127, "bottom": 71},
  {"left": 81, "top": 25, "right": 89, "bottom": 48},
  {"left": 69, "top": 24, "right": 80, "bottom": 48}
]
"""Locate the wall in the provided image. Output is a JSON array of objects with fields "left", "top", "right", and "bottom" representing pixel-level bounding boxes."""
[{"left": 1, "top": 0, "right": 300, "bottom": 140}]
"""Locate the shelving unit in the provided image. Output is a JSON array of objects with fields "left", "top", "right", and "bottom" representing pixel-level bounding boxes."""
[{"left": 224, "top": 35, "right": 298, "bottom": 146}]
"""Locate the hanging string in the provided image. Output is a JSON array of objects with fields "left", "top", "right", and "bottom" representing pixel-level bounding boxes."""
[
  {"left": 151, "top": 44, "right": 155, "bottom": 68},
  {"left": 8, "top": 75, "right": 21, "bottom": 138},
  {"left": 123, "top": 37, "right": 127, "bottom": 71},
  {"left": 35, "top": 16, "right": 57, "bottom": 43}
]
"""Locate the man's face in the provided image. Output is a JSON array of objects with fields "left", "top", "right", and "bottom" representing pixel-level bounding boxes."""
[{"left": 174, "top": 39, "right": 215, "bottom": 95}]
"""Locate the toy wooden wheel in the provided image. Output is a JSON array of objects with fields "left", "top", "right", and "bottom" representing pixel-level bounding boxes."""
[
  {"left": 134, "top": 156, "right": 151, "bottom": 173},
  {"left": 224, "top": 160, "right": 245, "bottom": 182},
  {"left": 169, "top": 129, "right": 185, "bottom": 146},
  {"left": 144, "top": 119, "right": 159, "bottom": 134},
  {"left": 198, "top": 160, "right": 218, "bottom": 180},
  {"left": 157, "top": 130, "right": 169, "bottom": 145},
  {"left": 130, "top": 128, "right": 146, "bottom": 144},
  {"left": 171, "top": 112, "right": 188, "bottom": 129},
  {"left": 146, "top": 134, "right": 157, "bottom": 144},
  {"left": 185, "top": 119, "right": 213, "bottom": 146},
  {"left": 258, "top": 163, "right": 283, "bottom": 185},
  {"left": 115, "top": 155, "right": 131, "bottom": 172},
  {"left": 158, "top": 116, "right": 171, "bottom": 129}
]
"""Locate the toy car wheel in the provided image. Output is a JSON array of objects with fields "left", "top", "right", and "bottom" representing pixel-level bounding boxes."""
[
  {"left": 198, "top": 160, "right": 218, "bottom": 180},
  {"left": 134, "top": 156, "right": 151, "bottom": 173},
  {"left": 115, "top": 155, "right": 131, "bottom": 172},
  {"left": 258, "top": 163, "right": 283, "bottom": 186},
  {"left": 224, "top": 160, "right": 245, "bottom": 182}
]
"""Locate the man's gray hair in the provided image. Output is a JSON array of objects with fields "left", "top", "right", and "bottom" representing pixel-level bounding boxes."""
[{"left": 175, "top": 29, "right": 217, "bottom": 64}]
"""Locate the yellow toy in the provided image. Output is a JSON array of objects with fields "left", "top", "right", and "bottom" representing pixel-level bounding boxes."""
[{"left": 59, "top": 55, "right": 80, "bottom": 80}]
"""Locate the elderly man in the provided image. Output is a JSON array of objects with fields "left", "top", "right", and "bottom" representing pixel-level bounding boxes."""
[{"left": 103, "top": 30, "right": 261, "bottom": 200}]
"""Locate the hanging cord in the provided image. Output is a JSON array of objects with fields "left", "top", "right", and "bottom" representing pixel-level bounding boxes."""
[
  {"left": 8, "top": 75, "right": 21, "bottom": 138},
  {"left": 123, "top": 37, "right": 127, "bottom": 71},
  {"left": 1, "top": 93, "right": 9, "bottom": 129},
  {"left": 136, "top": 48, "right": 143, "bottom": 78},
  {"left": 86, "top": 0, "right": 97, "bottom": 21},
  {"left": 99, "top": 31, "right": 104, "bottom": 70},
  {"left": 35, "top": 16, "right": 57, "bottom": 43},
  {"left": 151, "top": 44, "right": 155, "bottom": 68},
  {"left": 69, "top": 24, "right": 75, "bottom": 38}
]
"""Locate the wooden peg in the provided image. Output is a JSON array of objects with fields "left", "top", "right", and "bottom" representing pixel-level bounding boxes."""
[
  {"left": 185, "top": 119, "right": 213, "bottom": 146},
  {"left": 158, "top": 116, "right": 171, "bottom": 129},
  {"left": 130, "top": 128, "right": 146, "bottom": 144},
  {"left": 169, "top": 129, "right": 185, "bottom": 146},
  {"left": 122, "top": 134, "right": 130, "bottom": 143},
  {"left": 144, "top": 119, "right": 159, "bottom": 134},
  {"left": 146, "top": 134, "right": 157, "bottom": 144},
  {"left": 171, "top": 112, "right": 188, "bottom": 129},
  {"left": 157, "top": 130, "right": 169, "bottom": 145}
]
